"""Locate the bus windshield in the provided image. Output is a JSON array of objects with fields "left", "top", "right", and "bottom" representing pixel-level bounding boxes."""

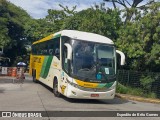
[{"left": 70, "top": 40, "right": 116, "bottom": 83}]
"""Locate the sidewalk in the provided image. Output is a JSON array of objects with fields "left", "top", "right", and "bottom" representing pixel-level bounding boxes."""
[
  {"left": 0, "top": 73, "right": 29, "bottom": 83},
  {"left": 0, "top": 76, "right": 15, "bottom": 83},
  {"left": 116, "top": 93, "right": 160, "bottom": 104}
]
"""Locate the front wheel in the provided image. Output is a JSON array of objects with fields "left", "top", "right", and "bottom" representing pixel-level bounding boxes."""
[{"left": 53, "top": 79, "right": 61, "bottom": 97}]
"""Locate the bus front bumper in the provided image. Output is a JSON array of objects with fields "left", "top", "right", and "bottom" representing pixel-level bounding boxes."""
[{"left": 66, "top": 83, "right": 116, "bottom": 99}]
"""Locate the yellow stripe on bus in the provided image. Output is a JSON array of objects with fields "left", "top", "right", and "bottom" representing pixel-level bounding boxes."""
[
  {"left": 75, "top": 79, "right": 99, "bottom": 88},
  {"left": 33, "top": 34, "right": 54, "bottom": 45}
]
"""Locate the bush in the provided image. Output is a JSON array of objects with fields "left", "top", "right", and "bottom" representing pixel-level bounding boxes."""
[
  {"left": 140, "top": 75, "right": 155, "bottom": 93},
  {"left": 116, "top": 83, "right": 129, "bottom": 94},
  {"left": 116, "top": 82, "right": 157, "bottom": 99}
]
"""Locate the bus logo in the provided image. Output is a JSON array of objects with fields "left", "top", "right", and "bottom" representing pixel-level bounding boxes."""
[
  {"left": 2, "top": 112, "right": 11, "bottom": 117},
  {"left": 94, "top": 88, "right": 97, "bottom": 92}
]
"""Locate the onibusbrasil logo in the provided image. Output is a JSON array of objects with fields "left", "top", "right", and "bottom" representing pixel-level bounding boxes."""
[{"left": 2, "top": 112, "right": 42, "bottom": 117}]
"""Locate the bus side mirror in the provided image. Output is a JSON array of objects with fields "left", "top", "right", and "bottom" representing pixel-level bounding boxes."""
[
  {"left": 116, "top": 50, "right": 125, "bottom": 65},
  {"left": 64, "top": 43, "right": 72, "bottom": 60}
]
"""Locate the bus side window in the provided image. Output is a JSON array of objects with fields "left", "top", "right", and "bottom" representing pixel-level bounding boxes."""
[
  {"left": 48, "top": 49, "right": 54, "bottom": 55},
  {"left": 61, "top": 36, "right": 71, "bottom": 73},
  {"left": 63, "top": 46, "right": 68, "bottom": 72},
  {"left": 37, "top": 43, "right": 41, "bottom": 55},
  {"left": 55, "top": 45, "right": 59, "bottom": 56},
  {"left": 39, "top": 43, "right": 43, "bottom": 55},
  {"left": 48, "top": 41, "right": 54, "bottom": 55},
  {"left": 53, "top": 37, "right": 60, "bottom": 59},
  {"left": 34, "top": 44, "right": 39, "bottom": 55},
  {"left": 43, "top": 42, "right": 48, "bottom": 55}
]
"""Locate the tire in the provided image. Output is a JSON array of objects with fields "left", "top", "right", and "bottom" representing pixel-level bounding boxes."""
[
  {"left": 53, "top": 79, "right": 61, "bottom": 97},
  {"left": 32, "top": 70, "right": 38, "bottom": 83}
]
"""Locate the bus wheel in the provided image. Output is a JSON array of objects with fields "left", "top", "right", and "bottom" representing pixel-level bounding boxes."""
[
  {"left": 32, "top": 70, "right": 37, "bottom": 83},
  {"left": 53, "top": 79, "right": 61, "bottom": 97}
]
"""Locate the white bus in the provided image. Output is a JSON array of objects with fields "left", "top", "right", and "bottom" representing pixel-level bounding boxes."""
[{"left": 29, "top": 30, "right": 125, "bottom": 99}]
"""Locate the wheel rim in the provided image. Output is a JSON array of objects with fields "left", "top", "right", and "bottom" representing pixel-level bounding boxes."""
[
  {"left": 53, "top": 81, "right": 58, "bottom": 95},
  {"left": 33, "top": 71, "right": 36, "bottom": 82}
]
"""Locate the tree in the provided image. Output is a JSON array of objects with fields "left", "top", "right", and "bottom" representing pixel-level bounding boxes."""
[
  {"left": 62, "top": 7, "right": 122, "bottom": 41},
  {"left": 43, "top": 4, "right": 77, "bottom": 34},
  {"left": 116, "top": 2, "right": 160, "bottom": 72},
  {"left": 104, "top": 0, "right": 156, "bottom": 23},
  {"left": 0, "top": 0, "right": 10, "bottom": 48},
  {"left": 0, "top": 0, "right": 33, "bottom": 65}
]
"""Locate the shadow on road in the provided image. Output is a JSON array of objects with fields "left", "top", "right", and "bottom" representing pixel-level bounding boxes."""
[
  {"left": 61, "top": 96, "right": 129, "bottom": 105},
  {"left": 0, "top": 88, "right": 5, "bottom": 93},
  {"left": 38, "top": 81, "right": 129, "bottom": 105},
  {"left": 0, "top": 75, "right": 130, "bottom": 105}
]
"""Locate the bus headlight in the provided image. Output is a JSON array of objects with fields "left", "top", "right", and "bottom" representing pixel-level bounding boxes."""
[{"left": 66, "top": 79, "right": 79, "bottom": 88}]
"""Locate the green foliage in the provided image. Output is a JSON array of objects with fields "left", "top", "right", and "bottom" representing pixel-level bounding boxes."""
[
  {"left": 104, "top": 0, "right": 158, "bottom": 23},
  {"left": 62, "top": 7, "right": 122, "bottom": 41},
  {"left": 59, "top": 4, "right": 77, "bottom": 16},
  {"left": 116, "top": 2, "right": 160, "bottom": 72},
  {"left": 25, "top": 4, "right": 78, "bottom": 44},
  {"left": 116, "top": 83, "right": 128, "bottom": 94},
  {"left": 0, "top": 0, "right": 32, "bottom": 65},
  {"left": 116, "top": 83, "right": 157, "bottom": 98},
  {"left": 116, "top": 83, "right": 144, "bottom": 96},
  {"left": 0, "top": 0, "right": 160, "bottom": 73},
  {"left": 0, "top": 0, "right": 10, "bottom": 47},
  {"left": 140, "top": 75, "right": 155, "bottom": 93},
  {"left": 24, "top": 19, "right": 54, "bottom": 43}
]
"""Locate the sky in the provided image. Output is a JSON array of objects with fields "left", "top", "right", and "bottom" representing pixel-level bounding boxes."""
[
  {"left": 7, "top": 0, "right": 154, "bottom": 19},
  {"left": 7, "top": 0, "right": 107, "bottom": 19}
]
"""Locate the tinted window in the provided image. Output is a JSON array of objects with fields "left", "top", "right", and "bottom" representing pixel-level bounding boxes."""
[{"left": 31, "top": 37, "right": 60, "bottom": 59}]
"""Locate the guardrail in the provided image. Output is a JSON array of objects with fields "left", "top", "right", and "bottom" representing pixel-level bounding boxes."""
[
  {"left": 0, "top": 67, "right": 25, "bottom": 83},
  {"left": 117, "top": 70, "right": 160, "bottom": 99},
  {"left": 0, "top": 67, "right": 17, "bottom": 77}
]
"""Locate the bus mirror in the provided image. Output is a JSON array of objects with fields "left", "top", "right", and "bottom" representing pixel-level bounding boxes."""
[
  {"left": 116, "top": 50, "right": 125, "bottom": 65},
  {"left": 64, "top": 43, "right": 72, "bottom": 60}
]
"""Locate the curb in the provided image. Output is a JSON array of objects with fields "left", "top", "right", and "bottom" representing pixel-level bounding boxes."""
[{"left": 115, "top": 93, "right": 160, "bottom": 104}]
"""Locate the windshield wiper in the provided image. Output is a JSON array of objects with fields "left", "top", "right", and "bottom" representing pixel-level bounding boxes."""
[
  {"left": 84, "top": 78, "right": 90, "bottom": 81},
  {"left": 80, "top": 68, "right": 90, "bottom": 71}
]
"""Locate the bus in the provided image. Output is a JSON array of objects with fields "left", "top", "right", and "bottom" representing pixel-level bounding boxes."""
[{"left": 29, "top": 30, "right": 125, "bottom": 99}]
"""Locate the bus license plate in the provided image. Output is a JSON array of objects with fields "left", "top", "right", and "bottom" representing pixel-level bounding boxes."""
[{"left": 91, "top": 94, "right": 99, "bottom": 97}]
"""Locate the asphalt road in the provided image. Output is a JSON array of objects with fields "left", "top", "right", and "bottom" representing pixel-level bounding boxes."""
[{"left": 0, "top": 74, "right": 160, "bottom": 120}]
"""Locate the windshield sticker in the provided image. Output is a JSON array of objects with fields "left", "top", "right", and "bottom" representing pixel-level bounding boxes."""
[
  {"left": 105, "top": 68, "right": 109, "bottom": 74},
  {"left": 61, "top": 72, "right": 64, "bottom": 77},
  {"left": 96, "top": 73, "right": 102, "bottom": 80}
]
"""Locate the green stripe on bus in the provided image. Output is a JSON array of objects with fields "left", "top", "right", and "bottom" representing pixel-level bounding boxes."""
[
  {"left": 53, "top": 34, "right": 61, "bottom": 39},
  {"left": 104, "top": 82, "right": 114, "bottom": 88},
  {"left": 40, "top": 56, "right": 53, "bottom": 79}
]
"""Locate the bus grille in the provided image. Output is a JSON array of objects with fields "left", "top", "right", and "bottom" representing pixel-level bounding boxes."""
[{"left": 78, "top": 85, "right": 110, "bottom": 92}]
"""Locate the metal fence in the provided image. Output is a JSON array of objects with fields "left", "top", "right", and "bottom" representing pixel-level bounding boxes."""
[{"left": 117, "top": 70, "right": 160, "bottom": 99}]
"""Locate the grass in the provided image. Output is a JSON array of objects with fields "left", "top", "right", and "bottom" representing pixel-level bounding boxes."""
[{"left": 116, "top": 83, "right": 157, "bottom": 99}]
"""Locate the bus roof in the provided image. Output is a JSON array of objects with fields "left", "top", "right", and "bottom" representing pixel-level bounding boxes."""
[{"left": 33, "top": 30, "right": 114, "bottom": 45}]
